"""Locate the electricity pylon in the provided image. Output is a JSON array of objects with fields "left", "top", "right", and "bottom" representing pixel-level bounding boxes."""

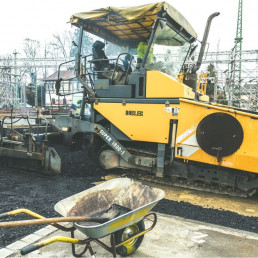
[{"left": 229, "top": 0, "right": 243, "bottom": 107}]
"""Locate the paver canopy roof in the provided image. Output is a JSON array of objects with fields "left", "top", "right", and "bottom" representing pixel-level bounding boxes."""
[{"left": 70, "top": 2, "right": 197, "bottom": 47}]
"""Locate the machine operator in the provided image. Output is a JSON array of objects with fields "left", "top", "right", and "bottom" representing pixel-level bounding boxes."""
[{"left": 136, "top": 40, "right": 155, "bottom": 69}]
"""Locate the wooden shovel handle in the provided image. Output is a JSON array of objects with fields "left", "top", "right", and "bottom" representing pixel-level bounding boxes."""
[{"left": 0, "top": 216, "right": 108, "bottom": 228}]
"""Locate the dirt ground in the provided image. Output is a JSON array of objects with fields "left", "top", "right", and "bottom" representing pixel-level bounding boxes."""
[{"left": 0, "top": 145, "right": 258, "bottom": 248}]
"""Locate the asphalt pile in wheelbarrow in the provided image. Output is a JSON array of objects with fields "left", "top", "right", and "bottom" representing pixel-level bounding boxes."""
[
  {"left": 72, "top": 204, "right": 132, "bottom": 226},
  {"left": 0, "top": 144, "right": 258, "bottom": 248}
]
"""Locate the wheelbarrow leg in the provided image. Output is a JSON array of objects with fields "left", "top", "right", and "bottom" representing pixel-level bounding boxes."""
[
  {"left": 72, "top": 242, "right": 96, "bottom": 258},
  {"left": 71, "top": 229, "right": 89, "bottom": 257},
  {"left": 88, "top": 244, "right": 96, "bottom": 258},
  {"left": 111, "top": 233, "right": 117, "bottom": 257},
  {"left": 72, "top": 243, "right": 89, "bottom": 257}
]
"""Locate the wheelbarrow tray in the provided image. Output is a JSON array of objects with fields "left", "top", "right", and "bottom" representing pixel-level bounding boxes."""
[{"left": 54, "top": 178, "right": 165, "bottom": 239}]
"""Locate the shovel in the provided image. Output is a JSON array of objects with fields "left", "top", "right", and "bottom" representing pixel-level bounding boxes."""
[{"left": 0, "top": 216, "right": 110, "bottom": 228}]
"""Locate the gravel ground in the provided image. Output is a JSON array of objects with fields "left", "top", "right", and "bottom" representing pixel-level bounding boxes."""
[
  {"left": 0, "top": 145, "right": 258, "bottom": 248},
  {"left": 153, "top": 200, "right": 258, "bottom": 233},
  {"left": 0, "top": 145, "right": 106, "bottom": 247}
]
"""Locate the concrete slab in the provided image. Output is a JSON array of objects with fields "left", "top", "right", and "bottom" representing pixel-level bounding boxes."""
[
  {"left": 2, "top": 213, "right": 258, "bottom": 257},
  {"left": 0, "top": 248, "right": 14, "bottom": 258},
  {"left": 5, "top": 240, "right": 28, "bottom": 252},
  {"left": 20, "top": 234, "right": 43, "bottom": 245}
]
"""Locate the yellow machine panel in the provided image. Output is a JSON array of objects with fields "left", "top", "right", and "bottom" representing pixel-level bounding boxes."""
[
  {"left": 146, "top": 71, "right": 195, "bottom": 99},
  {"left": 175, "top": 99, "right": 258, "bottom": 174},
  {"left": 94, "top": 102, "right": 179, "bottom": 143}
]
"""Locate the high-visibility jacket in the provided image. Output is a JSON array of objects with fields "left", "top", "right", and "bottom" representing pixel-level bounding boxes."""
[{"left": 137, "top": 41, "right": 155, "bottom": 65}]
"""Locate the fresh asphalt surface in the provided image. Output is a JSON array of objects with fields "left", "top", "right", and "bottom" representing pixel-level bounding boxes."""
[{"left": 0, "top": 145, "right": 257, "bottom": 248}]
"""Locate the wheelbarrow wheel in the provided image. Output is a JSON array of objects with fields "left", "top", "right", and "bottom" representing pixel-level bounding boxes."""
[{"left": 112, "top": 220, "right": 145, "bottom": 256}]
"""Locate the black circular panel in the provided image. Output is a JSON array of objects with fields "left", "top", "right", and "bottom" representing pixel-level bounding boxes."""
[{"left": 196, "top": 112, "right": 244, "bottom": 157}]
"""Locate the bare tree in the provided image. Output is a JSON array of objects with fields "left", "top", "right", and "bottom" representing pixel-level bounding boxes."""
[
  {"left": 72, "top": 29, "right": 94, "bottom": 56},
  {"left": 22, "top": 38, "right": 41, "bottom": 82},
  {"left": 23, "top": 38, "right": 41, "bottom": 59},
  {"left": 49, "top": 30, "right": 74, "bottom": 60},
  {"left": 49, "top": 29, "right": 94, "bottom": 59}
]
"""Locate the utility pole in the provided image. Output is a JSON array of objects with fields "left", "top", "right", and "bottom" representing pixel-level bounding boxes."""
[{"left": 13, "top": 50, "right": 19, "bottom": 108}]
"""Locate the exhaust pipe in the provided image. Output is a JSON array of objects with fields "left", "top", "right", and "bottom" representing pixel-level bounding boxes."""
[{"left": 192, "top": 12, "right": 220, "bottom": 73}]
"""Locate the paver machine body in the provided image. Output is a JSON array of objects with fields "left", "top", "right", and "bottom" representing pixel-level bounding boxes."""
[{"left": 51, "top": 2, "right": 258, "bottom": 197}]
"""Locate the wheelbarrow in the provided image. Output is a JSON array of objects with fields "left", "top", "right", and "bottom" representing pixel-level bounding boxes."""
[{"left": 0, "top": 178, "right": 165, "bottom": 257}]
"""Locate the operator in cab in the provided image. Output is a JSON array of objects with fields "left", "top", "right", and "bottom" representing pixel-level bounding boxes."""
[
  {"left": 136, "top": 40, "right": 155, "bottom": 69},
  {"left": 92, "top": 40, "right": 109, "bottom": 71}
]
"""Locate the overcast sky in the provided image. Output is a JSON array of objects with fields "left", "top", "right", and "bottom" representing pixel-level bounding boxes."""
[{"left": 0, "top": 0, "right": 257, "bottom": 56}]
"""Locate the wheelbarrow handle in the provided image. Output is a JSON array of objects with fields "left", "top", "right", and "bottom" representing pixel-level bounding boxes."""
[
  {"left": 0, "top": 212, "right": 8, "bottom": 219},
  {"left": 0, "top": 216, "right": 109, "bottom": 228},
  {"left": 21, "top": 236, "right": 81, "bottom": 255},
  {"left": 21, "top": 244, "right": 42, "bottom": 255},
  {"left": 0, "top": 209, "right": 45, "bottom": 220}
]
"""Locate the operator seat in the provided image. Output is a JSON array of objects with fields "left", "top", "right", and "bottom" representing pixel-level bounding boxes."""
[
  {"left": 121, "top": 54, "right": 133, "bottom": 74},
  {"left": 110, "top": 53, "right": 133, "bottom": 85}
]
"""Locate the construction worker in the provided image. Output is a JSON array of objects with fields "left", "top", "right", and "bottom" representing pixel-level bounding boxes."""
[
  {"left": 136, "top": 40, "right": 155, "bottom": 69},
  {"left": 92, "top": 40, "right": 109, "bottom": 71},
  {"left": 71, "top": 100, "right": 91, "bottom": 120}
]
